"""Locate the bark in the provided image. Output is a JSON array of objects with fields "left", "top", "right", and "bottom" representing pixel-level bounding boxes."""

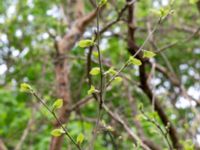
[
  {"left": 0, "top": 140, "right": 7, "bottom": 150},
  {"left": 138, "top": 63, "right": 182, "bottom": 149},
  {"left": 50, "top": 5, "right": 99, "bottom": 150}
]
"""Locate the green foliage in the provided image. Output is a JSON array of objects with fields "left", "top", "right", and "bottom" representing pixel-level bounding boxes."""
[
  {"left": 189, "top": 0, "right": 199, "bottom": 4},
  {"left": 76, "top": 133, "right": 85, "bottom": 145},
  {"left": 20, "top": 83, "right": 33, "bottom": 93},
  {"left": 1, "top": 0, "right": 199, "bottom": 149},
  {"left": 113, "top": 76, "right": 123, "bottom": 84},
  {"left": 51, "top": 128, "right": 65, "bottom": 137},
  {"left": 181, "top": 140, "right": 195, "bottom": 150},
  {"left": 128, "top": 56, "right": 142, "bottom": 66},
  {"left": 52, "top": 99, "right": 63, "bottom": 110},
  {"left": 78, "top": 39, "right": 94, "bottom": 48},
  {"left": 87, "top": 85, "right": 98, "bottom": 95},
  {"left": 143, "top": 50, "right": 156, "bottom": 58},
  {"left": 98, "top": 0, "right": 107, "bottom": 7},
  {"left": 104, "top": 67, "right": 117, "bottom": 75},
  {"left": 90, "top": 67, "right": 100, "bottom": 76}
]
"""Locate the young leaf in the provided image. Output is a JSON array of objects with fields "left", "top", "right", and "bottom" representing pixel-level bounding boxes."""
[
  {"left": 52, "top": 99, "right": 63, "bottom": 110},
  {"left": 106, "top": 125, "right": 114, "bottom": 132},
  {"left": 143, "top": 50, "right": 156, "bottom": 58},
  {"left": 92, "top": 51, "right": 99, "bottom": 58},
  {"left": 98, "top": 0, "right": 107, "bottom": 7},
  {"left": 128, "top": 57, "right": 142, "bottom": 66},
  {"left": 104, "top": 67, "right": 117, "bottom": 75},
  {"left": 78, "top": 39, "right": 94, "bottom": 48},
  {"left": 113, "top": 77, "right": 122, "bottom": 84},
  {"left": 150, "top": 9, "right": 162, "bottom": 16},
  {"left": 76, "top": 133, "right": 84, "bottom": 145},
  {"left": 150, "top": 7, "right": 171, "bottom": 18},
  {"left": 90, "top": 67, "right": 100, "bottom": 76},
  {"left": 87, "top": 85, "right": 97, "bottom": 95},
  {"left": 138, "top": 103, "right": 144, "bottom": 110},
  {"left": 51, "top": 128, "right": 65, "bottom": 137},
  {"left": 135, "top": 114, "right": 145, "bottom": 121},
  {"left": 20, "top": 83, "right": 32, "bottom": 92},
  {"left": 189, "top": 0, "right": 198, "bottom": 4}
]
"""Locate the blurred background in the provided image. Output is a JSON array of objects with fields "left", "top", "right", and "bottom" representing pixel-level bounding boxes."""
[{"left": 0, "top": 0, "right": 200, "bottom": 150}]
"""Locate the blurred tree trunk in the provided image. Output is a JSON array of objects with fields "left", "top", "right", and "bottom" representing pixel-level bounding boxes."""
[
  {"left": 126, "top": 0, "right": 182, "bottom": 149},
  {"left": 50, "top": 1, "right": 98, "bottom": 149},
  {"left": 0, "top": 140, "right": 7, "bottom": 150}
]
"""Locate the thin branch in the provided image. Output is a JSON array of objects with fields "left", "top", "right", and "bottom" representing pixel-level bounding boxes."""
[
  {"left": 31, "top": 92, "right": 82, "bottom": 150},
  {"left": 102, "top": 104, "right": 151, "bottom": 150},
  {"left": 140, "top": 109, "right": 173, "bottom": 150}
]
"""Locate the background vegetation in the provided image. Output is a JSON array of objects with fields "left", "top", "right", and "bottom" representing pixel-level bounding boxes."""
[{"left": 0, "top": 0, "right": 200, "bottom": 150}]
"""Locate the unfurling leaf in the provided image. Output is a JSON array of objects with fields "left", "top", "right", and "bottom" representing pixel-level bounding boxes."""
[
  {"left": 52, "top": 99, "right": 63, "bottom": 110},
  {"left": 92, "top": 51, "right": 99, "bottom": 58},
  {"left": 128, "top": 57, "right": 142, "bottom": 66},
  {"left": 51, "top": 128, "right": 65, "bottom": 137},
  {"left": 104, "top": 67, "right": 117, "bottom": 75},
  {"left": 78, "top": 39, "right": 94, "bottom": 48},
  {"left": 98, "top": 0, "right": 107, "bottom": 7},
  {"left": 87, "top": 85, "right": 98, "bottom": 95},
  {"left": 20, "top": 83, "right": 33, "bottom": 92},
  {"left": 150, "top": 9, "right": 162, "bottom": 16},
  {"left": 113, "top": 77, "right": 122, "bottom": 84},
  {"left": 143, "top": 50, "right": 156, "bottom": 58},
  {"left": 106, "top": 125, "right": 114, "bottom": 132},
  {"left": 90, "top": 67, "right": 100, "bottom": 76},
  {"left": 138, "top": 103, "right": 144, "bottom": 110},
  {"left": 150, "top": 7, "right": 172, "bottom": 19},
  {"left": 135, "top": 114, "right": 145, "bottom": 121},
  {"left": 76, "top": 133, "right": 84, "bottom": 145}
]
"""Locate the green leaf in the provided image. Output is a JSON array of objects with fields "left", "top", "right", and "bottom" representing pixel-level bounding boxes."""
[
  {"left": 113, "top": 77, "right": 122, "bottom": 84},
  {"left": 98, "top": 0, "right": 107, "bottom": 7},
  {"left": 104, "top": 67, "right": 117, "bottom": 75},
  {"left": 51, "top": 128, "right": 65, "bottom": 137},
  {"left": 20, "top": 83, "right": 32, "bottom": 92},
  {"left": 150, "top": 7, "right": 171, "bottom": 18},
  {"left": 87, "top": 85, "right": 98, "bottom": 95},
  {"left": 150, "top": 9, "right": 162, "bottom": 16},
  {"left": 90, "top": 67, "right": 100, "bottom": 76},
  {"left": 143, "top": 50, "right": 156, "bottom": 58},
  {"left": 138, "top": 103, "right": 144, "bottom": 110},
  {"left": 76, "top": 133, "right": 84, "bottom": 145},
  {"left": 135, "top": 114, "right": 145, "bottom": 121},
  {"left": 78, "top": 39, "right": 94, "bottom": 48},
  {"left": 92, "top": 51, "right": 99, "bottom": 58},
  {"left": 52, "top": 99, "right": 63, "bottom": 110},
  {"left": 189, "top": 0, "right": 198, "bottom": 4},
  {"left": 128, "top": 57, "right": 142, "bottom": 66}
]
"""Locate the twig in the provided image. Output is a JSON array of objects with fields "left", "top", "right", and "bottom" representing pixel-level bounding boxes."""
[
  {"left": 103, "top": 104, "right": 151, "bottom": 150},
  {"left": 140, "top": 109, "right": 173, "bottom": 150},
  {"left": 31, "top": 92, "right": 82, "bottom": 150}
]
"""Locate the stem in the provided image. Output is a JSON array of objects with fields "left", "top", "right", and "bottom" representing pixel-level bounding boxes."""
[
  {"left": 105, "top": 18, "right": 162, "bottom": 88},
  {"left": 96, "top": 7, "right": 104, "bottom": 109},
  {"left": 32, "top": 92, "right": 82, "bottom": 150},
  {"left": 140, "top": 110, "right": 173, "bottom": 150},
  {"left": 106, "top": 61, "right": 129, "bottom": 87}
]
